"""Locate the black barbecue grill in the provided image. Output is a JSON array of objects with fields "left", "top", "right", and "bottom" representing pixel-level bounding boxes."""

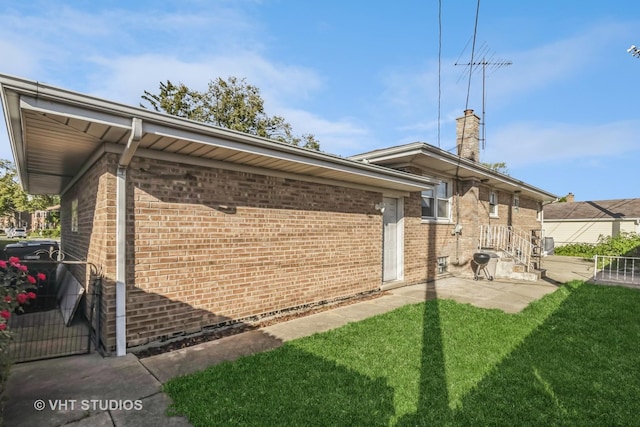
[{"left": 473, "top": 252, "right": 494, "bottom": 281}]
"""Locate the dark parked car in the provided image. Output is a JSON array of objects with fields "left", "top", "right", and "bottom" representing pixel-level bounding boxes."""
[{"left": 3, "top": 240, "right": 59, "bottom": 261}]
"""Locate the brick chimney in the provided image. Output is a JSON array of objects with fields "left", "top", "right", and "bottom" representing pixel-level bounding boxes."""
[
  {"left": 456, "top": 109, "right": 480, "bottom": 162},
  {"left": 566, "top": 192, "right": 575, "bottom": 203}
]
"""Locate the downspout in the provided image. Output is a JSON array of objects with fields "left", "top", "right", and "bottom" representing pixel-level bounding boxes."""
[
  {"left": 455, "top": 180, "right": 461, "bottom": 265},
  {"left": 116, "top": 117, "right": 142, "bottom": 356},
  {"left": 539, "top": 203, "right": 545, "bottom": 267}
]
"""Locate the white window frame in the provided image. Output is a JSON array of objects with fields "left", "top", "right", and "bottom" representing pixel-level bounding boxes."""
[
  {"left": 489, "top": 191, "right": 498, "bottom": 217},
  {"left": 513, "top": 194, "right": 520, "bottom": 212},
  {"left": 422, "top": 180, "right": 452, "bottom": 221}
]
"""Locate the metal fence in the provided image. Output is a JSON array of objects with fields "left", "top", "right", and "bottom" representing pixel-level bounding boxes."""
[
  {"left": 593, "top": 255, "right": 640, "bottom": 286},
  {"left": 6, "top": 260, "right": 101, "bottom": 363}
]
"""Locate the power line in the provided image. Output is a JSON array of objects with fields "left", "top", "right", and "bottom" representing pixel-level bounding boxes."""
[
  {"left": 455, "top": 53, "right": 511, "bottom": 150},
  {"left": 464, "top": 0, "right": 481, "bottom": 114},
  {"left": 451, "top": 0, "right": 481, "bottom": 158},
  {"left": 437, "top": 0, "right": 442, "bottom": 147}
]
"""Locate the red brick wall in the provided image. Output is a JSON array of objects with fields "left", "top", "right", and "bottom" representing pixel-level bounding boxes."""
[
  {"left": 60, "top": 150, "right": 544, "bottom": 351},
  {"left": 477, "top": 186, "right": 541, "bottom": 235},
  {"left": 60, "top": 153, "right": 118, "bottom": 351},
  {"left": 403, "top": 179, "right": 482, "bottom": 282},
  {"left": 125, "top": 157, "right": 383, "bottom": 347},
  {"left": 511, "top": 195, "right": 542, "bottom": 235},
  {"left": 403, "top": 179, "right": 541, "bottom": 281},
  {"left": 63, "top": 154, "right": 384, "bottom": 351},
  {"left": 403, "top": 192, "right": 428, "bottom": 284}
]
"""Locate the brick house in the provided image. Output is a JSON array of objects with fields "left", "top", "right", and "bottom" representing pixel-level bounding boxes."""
[
  {"left": 0, "top": 211, "right": 31, "bottom": 231},
  {"left": 0, "top": 75, "right": 556, "bottom": 356},
  {"left": 352, "top": 110, "right": 557, "bottom": 282}
]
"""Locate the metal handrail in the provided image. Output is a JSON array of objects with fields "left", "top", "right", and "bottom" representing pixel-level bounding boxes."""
[{"left": 479, "top": 225, "right": 534, "bottom": 272}]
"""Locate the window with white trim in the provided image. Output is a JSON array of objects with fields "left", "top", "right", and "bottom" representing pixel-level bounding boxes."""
[
  {"left": 489, "top": 191, "right": 498, "bottom": 217},
  {"left": 422, "top": 181, "right": 451, "bottom": 220},
  {"left": 513, "top": 195, "right": 520, "bottom": 212}
]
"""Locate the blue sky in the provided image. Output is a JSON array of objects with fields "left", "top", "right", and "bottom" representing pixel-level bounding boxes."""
[{"left": 1, "top": 0, "right": 638, "bottom": 201}]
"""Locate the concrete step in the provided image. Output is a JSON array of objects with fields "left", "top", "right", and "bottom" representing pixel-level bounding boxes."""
[{"left": 494, "top": 258, "right": 541, "bottom": 282}]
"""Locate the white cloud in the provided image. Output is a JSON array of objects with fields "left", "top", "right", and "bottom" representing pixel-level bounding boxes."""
[
  {"left": 2, "top": 2, "right": 638, "bottom": 167},
  {"left": 85, "top": 51, "right": 324, "bottom": 116},
  {"left": 0, "top": 2, "right": 268, "bottom": 86},
  {"left": 0, "top": 2, "right": 359, "bottom": 156},
  {"left": 377, "top": 21, "right": 635, "bottom": 133},
  {"left": 485, "top": 119, "right": 640, "bottom": 167},
  {"left": 0, "top": 40, "right": 40, "bottom": 77},
  {"left": 485, "top": 22, "right": 630, "bottom": 102},
  {"left": 83, "top": 51, "right": 374, "bottom": 155},
  {"left": 277, "top": 108, "right": 372, "bottom": 154}
]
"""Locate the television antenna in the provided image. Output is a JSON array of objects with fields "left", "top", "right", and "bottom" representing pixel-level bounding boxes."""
[{"left": 455, "top": 42, "right": 512, "bottom": 149}]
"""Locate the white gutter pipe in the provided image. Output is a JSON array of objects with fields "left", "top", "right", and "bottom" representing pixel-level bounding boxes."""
[{"left": 116, "top": 117, "right": 142, "bottom": 356}]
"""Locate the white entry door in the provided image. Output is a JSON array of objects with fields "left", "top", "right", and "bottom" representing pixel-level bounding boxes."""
[{"left": 383, "top": 197, "right": 403, "bottom": 282}]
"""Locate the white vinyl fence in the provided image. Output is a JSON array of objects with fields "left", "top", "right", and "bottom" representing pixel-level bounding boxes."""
[{"left": 593, "top": 255, "right": 640, "bottom": 286}]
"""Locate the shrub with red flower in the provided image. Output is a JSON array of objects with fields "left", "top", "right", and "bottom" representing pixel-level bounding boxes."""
[
  {"left": 0, "top": 256, "right": 44, "bottom": 420},
  {"left": 0, "top": 257, "right": 43, "bottom": 337}
]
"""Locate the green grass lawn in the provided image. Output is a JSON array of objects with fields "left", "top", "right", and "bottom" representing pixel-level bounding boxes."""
[{"left": 164, "top": 281, "right": 640, "bottom": 426}]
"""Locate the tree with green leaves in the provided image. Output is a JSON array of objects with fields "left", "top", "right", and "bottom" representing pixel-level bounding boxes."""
[
  {"left": 141, "top": 77, "right": 320, "bottom": 150},
  {"left": 0, "top": 159, "right": 29, "bottom": 221},
  {"left": 481, "top": 161, "right": 509, "bottom": 175},
  {"left": 0, "top": 160, "right": 59, "bottom": 226}
]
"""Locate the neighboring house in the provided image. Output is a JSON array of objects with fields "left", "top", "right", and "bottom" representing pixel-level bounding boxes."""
[
  {"left": 0, "top": 211, "right": 31, "bottom": 231},
  {"left": 31, "top": 210, "right": 46, "bottom": 230},
  {"left": 543, "top": 194, "right": 640, "bottom": 245},
  {"left": 31, "top": 204, "right": 60, "bottom": 232},
  {"left": 0, "top": 75, "right": 556, "bottom": 356}
]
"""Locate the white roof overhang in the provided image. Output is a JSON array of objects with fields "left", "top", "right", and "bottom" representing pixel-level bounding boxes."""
[
  {"left": 350, "top": 142, "right": 557, "bottom": 202},
  {"left": 0, "top": 74, "right": 438, "bottom": 196}
]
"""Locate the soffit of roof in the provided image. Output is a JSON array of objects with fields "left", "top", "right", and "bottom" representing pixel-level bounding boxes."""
[
  {"left": 350, "top": 143, "right": 557, "bottom": 202},
  {"left": 0, "top": 75, "right": 438, "bottom": 195}
]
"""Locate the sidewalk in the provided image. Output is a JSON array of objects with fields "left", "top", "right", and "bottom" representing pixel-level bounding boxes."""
[{"left": 3, "top": 275, "right": 561, "bottom": 427}]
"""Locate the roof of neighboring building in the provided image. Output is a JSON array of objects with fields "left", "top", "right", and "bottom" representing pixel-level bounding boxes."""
[
  {"left": 544, "top": 199, "right": 640, "bottom": 220},
  {"left": 350, "top": 142, "right": 557, "bottom": 202},
  {"left": 0, "top": 74, "right": 438, "bottom": 196}
]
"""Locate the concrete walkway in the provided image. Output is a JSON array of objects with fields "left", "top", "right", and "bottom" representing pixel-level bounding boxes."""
[
  {"left": 4, "top": 259, "right": 588, "bottom": 427},
  {"left": 539, "top": 255, "right": 594, "bottom": 284}
]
